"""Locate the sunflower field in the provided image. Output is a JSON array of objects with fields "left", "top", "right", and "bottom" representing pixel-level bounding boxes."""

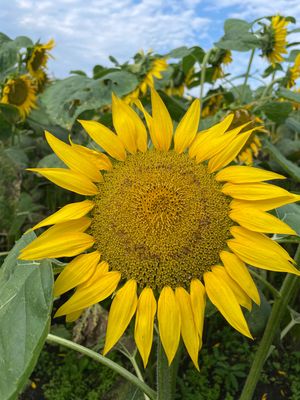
[{"left": 0, "top": 15, "right": 300, "bottom": 400}]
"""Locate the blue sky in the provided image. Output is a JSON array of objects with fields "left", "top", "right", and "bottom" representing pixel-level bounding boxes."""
[{"left": 1, "top": 0, "right": 300, "bottom": 78}]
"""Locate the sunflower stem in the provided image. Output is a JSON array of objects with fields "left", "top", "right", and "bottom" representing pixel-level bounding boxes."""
[
  {"left": 199, "top": 48, "right": 213, "bottom": 118},
  {"left": 157, "top": 339, "right": 180, "bottom": 400},
  {"left": 46, "top": 334, "right": 157, "bottom": 400},
  {"left": 241, "top": 49, "right": 255, "bottom": 104},
  {"left": 239, "top": 245, "right": 300, "bottom": 400}
]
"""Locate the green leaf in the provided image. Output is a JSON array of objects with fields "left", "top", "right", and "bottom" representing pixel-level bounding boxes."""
[
  {"left": 37, "top": 153, "right": 65, "bottom": 168},
  {"left": 0, "top": 103, "right": 20, "bottom": 124},
  {"left": 165, "top": 46, "right": 191, "bottom": 59},
  {"left": 278, "top": 88, "right": 300, "bottom": 103},
  {"left": 0, "top": 40, "right": 18, "bottom": 76},
  {"left": 40, "top": 72, "right": 138, "bottom": 128},
  {"left": 276, "top": 203, "right": 300, "bottom": 236},
  {"left": 0, "top": 232, "right": 53, "bottom": 400},
  {"left": 13, "top": 36, "right": 33, "bottom": 48},
  {"left": 245, "top": 289, "right": 271, "bottom": 337},
  {"left": 264, "top": 140, "right": 300, "bottom": 182},
  {"left": 261, "top": 101, "right": 292, "bottom": 123},
  {"left": 215, "top": 18, "right": 260, "bottom": 51}
]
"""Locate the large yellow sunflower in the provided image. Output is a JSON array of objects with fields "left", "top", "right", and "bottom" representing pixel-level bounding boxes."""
[
  {"left": 1, "top": 74, "right": 37, "bottom": 119},
  {"left": 19, "top": 90, "right": 300, "bottom": 369},
  {"left": 124, "top": 58, "right": 167, "bottom": 104},
  {"left": 26, "top": 39, "right": 55, "bottom": 82},
  {"left": 263, "top": 16, "right": 288, "bottom": 65}
]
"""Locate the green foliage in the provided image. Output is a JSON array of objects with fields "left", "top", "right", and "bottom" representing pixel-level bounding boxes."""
[
  {"left": 27, "top": 346, "right": 118, "bottom": 400},
  {"left": 0, "top": 232, "right": 53, "bottom": 400}
]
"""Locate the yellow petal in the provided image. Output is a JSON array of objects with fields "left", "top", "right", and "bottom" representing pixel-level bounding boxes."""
[
  {"left": 195, "top": 124, "right": 248, "bottom": 164},
  {"left": 104, "top": 280, "right": 138, "bottom": 354},
  {"left": 134, "top": 287, "right": 157, "bottom": 368},
  {"left": 230, "top": 226, "right": 294, "bottom": 262},
  {"left": 112, "top": 94, "right": 148, "bottom": 153},
  {"left": 211, "top": 266, "right": 252, "bottom": 311},
  {"left": 157, "top": 286, "right": 181, "bottom": 365},
  {"left": 230, "top": 207, "right": 296, "bottom": 235},
  {"left": 174, "top": 99, "right": 200, "bottom": 154},
  {"left": 134, "top": 99, "right": 153, "bottom": 132},
  {"left": 28, "top": 168, "right": 99, "bottom": 196},
  {"left": 227, "top": 239, "right": 300, "bottom": 275},
  {"left": 175, "top": 287, "right": 200, "bottom": 369},
  {"left": 112, "top": 93, "right": 138, "bottom": 154},
  {"left": 45, "top": 131, "right": 102, "bottom": 182},
  {"left": 215, "top": 166, "right": 285, "bottom": 183},
  {"left": 188, "top": 114, "right": 235, "bottom": 159},
  {"left": 208, "top": 129, "right": 256, "bottom": 173},
  {"left": 79, "top": 119, "right": 126, "bottom": 161},
  {"left": 31, "top": 200, "right": 95, "bottom": 230},
  {"left": 19, "top": 231, "right": 94, "bottom": 260},
  {"left": 230, "top": 195, "right": 300, "bottom": 211},
  {"left": 150, "top": 89, "right": 173, "bottom": 151},
  {"left": 190, "top": 279, "right": 206, "bottom": 346},
  {"left": 54, "top": 251, "right": 100, "bottom": 297},
  {"left": 70, "top": 141, "right": 112, "bottom": 170},
  {"left": 222, "top": 182, "right": 295, "bottom": 201},
  {"left": 66, "top": 310, "right": 83, "bottom": 322},
  {"left": 55, "top": 271, "right": 121, "bottom": 317},
  {"left": 204, "top": 270, "right": 252, "bottom": 338},
  {"left": 77, "top": 261, "right": 110, "bottom": 290},
  {"left": 220, "top": 251, "right": 260, "bottom": 305}
]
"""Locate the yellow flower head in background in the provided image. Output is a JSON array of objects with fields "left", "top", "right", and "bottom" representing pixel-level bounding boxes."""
[
  {"left": 1, "top": 74, "right": 37, "bottom": 119},
  {"left": 26, "top": 39, "right": 55, "bottom": 82},
  {"left": 287, "top": 53, "right": 300, "bottom": 88},
  {"left": 263, "top": 16, "right": 289, "bottom": 65},
  {"left": 19, "top": 90, "right": 300, "bottom": 369},
  {"left": 124, "top": 58, "right": 167, "bottom": 104},
  {"left": 165, "top": 66, "right": 195, "bottom": 97},
  {"left": 210, "top": 49, "right": 232, "bottom": 81},
  {"left": 227, "top": 109, "right": 267, "bottom": 165},
  {"left": 201, "top": 92, "right": 225, "bottom": 118}
]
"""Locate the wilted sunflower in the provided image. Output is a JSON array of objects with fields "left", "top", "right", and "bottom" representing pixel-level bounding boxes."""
[
  {"left": 1, "top": 74, "right": 37, "bottom": 119},
  {"left": 209, "top": 49, "right": 232, "bottom": 81},
  {"left": 201, "top": 92, "right": 225, "bottom": 117},
  {"left": 19, "top": 90, "right": 300, "bottom": 369},
  {"left": 124, "top": 58, "right": 167, "bottom": 103},
  {"left": 286, "top": 53, "right": 300, "bottom": 88},
  {"left": 165, "top": 66, "right": 195, "bottom": 97},
  {"left": 262, "top": 16, "right": 288, "bottom": 65},
  {"left": 26, "top": 39, "right": 55, "bottom": 82}
]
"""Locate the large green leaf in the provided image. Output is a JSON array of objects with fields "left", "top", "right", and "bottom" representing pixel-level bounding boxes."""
[
  {"left": 260, "top": 101, "right": 292, "bottom": 124},
  {"left": 40, "top": 72, "right": 138, "bottom": 128},
  {"left": 278, "top": 88, "right": 300, "bottom": 104},
  {"left": 0, "top": 232, "right": 53, "bottom": 400},
  {"left": 215, "top": 18, "right": 260, "bottom": 51}
]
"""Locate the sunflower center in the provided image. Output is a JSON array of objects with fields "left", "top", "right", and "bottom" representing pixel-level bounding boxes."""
[
  {"left": 90, "top": 151, "right": 233, "bottom": 290},
  {"left": 30, "top": 49, "right": 46, "bottom": 71},
  {"left": 7, "top": 79, "right": 29, "bottom": 106}
]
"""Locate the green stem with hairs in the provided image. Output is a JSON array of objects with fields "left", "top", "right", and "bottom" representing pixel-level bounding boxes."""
[
  {"left": 199, "top": 49, "right": 213, "bottom": 119},
  {"left": 46, "top": 334, "right": 157, "bottom": 400},
  {"left": 239, "top": 245, "right": 300, "bottom": 400},
  {"left": 241, "top": 49, "right": 255, "bottom": 104},
  {"left": 157, "top": 339, "right": 181, "bottom": 400}
]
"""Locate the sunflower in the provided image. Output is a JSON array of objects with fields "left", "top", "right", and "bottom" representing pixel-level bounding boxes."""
[
  {"left": 19, "top": 90, "right": 300, "bottom": 369},
  {"left": 210, "top": 49, "right": 232, "bottom": 81},
  {"left": 286, "top": 53, "right": 300, "bottom": 88},
  {"left": 227, "top": 109, "right": 267, "bottom": 165},
  {"left": 124, "top": 58, "right": 167, "bottom": 104},
  {"left": 165, "top": 66, "right": 195, "bottom": 97},
  {"left": 1, "top": 74, "right": 37, "bottom": 119},
  {"left": 201, "top": 92, "right": 225, "bottom": 117},
  {"left": 26, "top": 39, "right": 55, "bottom": 82},
  {"left": 262, "top": 16, "right": 288, "bottom": 65}
]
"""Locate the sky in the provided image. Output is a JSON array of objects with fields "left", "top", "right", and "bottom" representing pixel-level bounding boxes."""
[{"left": 0, "top": 0, "right": 300, "bottom": 79}]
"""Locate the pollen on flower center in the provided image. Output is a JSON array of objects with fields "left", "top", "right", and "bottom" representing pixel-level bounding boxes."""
[{"left": 90, "top": 150, "right": 233, "bottom": 290}]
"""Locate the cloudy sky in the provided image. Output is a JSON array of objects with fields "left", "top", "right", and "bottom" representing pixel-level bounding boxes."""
[{"left": 1, "top": 0, "right": 300, "bottom": 78}]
